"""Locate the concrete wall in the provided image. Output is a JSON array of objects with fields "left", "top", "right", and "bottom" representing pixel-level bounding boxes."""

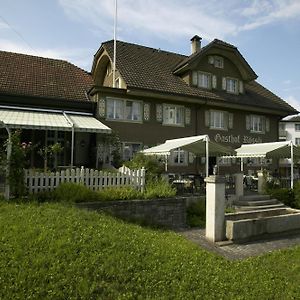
[
  {"left": 226, "top": 208, "right": 300, "bottom": 241},
  {"left": 76, "top": 197, "right": 187, "bottom": 229}
]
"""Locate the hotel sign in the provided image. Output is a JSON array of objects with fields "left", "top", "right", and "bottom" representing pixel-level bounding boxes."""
[{"left": 214, "top": 133, "right": 262, "bottom": 144}]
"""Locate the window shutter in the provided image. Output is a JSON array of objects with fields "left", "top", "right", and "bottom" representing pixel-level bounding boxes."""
[
  {"left": 156, "top": 104, "right": 163, "bottom": 122},
  {"left": 223, "top": 112, "right": 228, "bottom": 130},
  {"left": 185, "top": 108, "right": 191, "bottom": 125},
  {"left": 212, "top": 75, "right": 217, "bottom": 89},
  {"left": 222, "top": 77, "right": 226, "bottom": 90},
  {"left": 246, "top": 115, "right": 251, "bottom": 130},
  {"left": 98, "top": 97, "right": 106, "bottom": 118},
  {"left": 205, "top": 110, "right": 210, "bottom": 127},
  {"left": 266, "top": 118, "right": 270, "bottom": 132},
  {"left": 143, "top": 103, "right": 150, "bottom": 121},
  {"left": 192, "top": 71, "right": 198, "bottom": 86},
  {"left": 208, "top": 56, "right": 214, "bottom": 64},
  {"left": 228, "top": 113, "right": 233, "bottom": 129},
  {"left": 239, "top": 81, "right": 244, "bottom": 94},
  {"left": 262, "top": 117, "right": 266, "bottom": 133}
]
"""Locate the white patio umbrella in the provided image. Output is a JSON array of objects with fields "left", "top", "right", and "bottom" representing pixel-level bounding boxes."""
[
  {"left": 235, "top": 141, "right": 300, "bottom": 188},
  {"left": 141, "top": 135, "right": 235, "bottom": 177}
]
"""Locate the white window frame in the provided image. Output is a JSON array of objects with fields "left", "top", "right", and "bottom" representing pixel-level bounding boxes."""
[
  {"left": 210, "top": 110, "right": 226, "bottom": 130},
  {"left": 295, "top": 138, "right": 300, "bottom": 145},
  {"left": 106, "top": 98, "right": 143, "bottom": 122},
  {"left": 295, "top": 124, "right": 300, "bottom": 131},
  {"left": 170, "top": 148, "right": 188, "bottom": 166},
  {"left": 163, "top": 104, "right": 184, "bottom": 126},
  {"left": 214, "top": 56, "right": 224, "bottom": 68},
  {"left": 226, "top": 77, "right": 239, "bottom": 94},
  {"left": 250, "top": 115, "right": 264, "bottom": 133},
  {"left": 198, "top": 72, "right": 211, "bottom": 89}
]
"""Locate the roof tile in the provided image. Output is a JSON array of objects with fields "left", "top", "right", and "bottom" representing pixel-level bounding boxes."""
[{"left": 0, "top": 51, "right": 94, "bottom": 102}]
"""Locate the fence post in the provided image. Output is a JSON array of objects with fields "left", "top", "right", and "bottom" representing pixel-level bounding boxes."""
[{"left": 140, "top": 167, "right": 146, "bottom": 192}]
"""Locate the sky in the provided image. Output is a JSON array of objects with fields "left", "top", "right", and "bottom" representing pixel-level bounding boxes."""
[{"left": 1, "top": 0, "right": 300, "bottom": 112}]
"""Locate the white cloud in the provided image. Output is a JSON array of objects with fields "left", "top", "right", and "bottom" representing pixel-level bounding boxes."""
[{"left": 58, "top": 0, "right": 300, "bottom": 44}]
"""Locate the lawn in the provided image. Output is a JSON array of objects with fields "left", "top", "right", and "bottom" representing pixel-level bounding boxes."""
[{"left": 0, "top": 201, "right": 300, "bottom": 299}]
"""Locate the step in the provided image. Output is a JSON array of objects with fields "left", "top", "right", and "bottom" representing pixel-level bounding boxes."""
[
  {"left": 234, "top": 199, "right": 280, "bottom": 207},
  {"left": 239, "top": 195, "right": 270, "bottom": 201},
  {"left": 235, "top": 203, "right": 286, "bottom": 211}
]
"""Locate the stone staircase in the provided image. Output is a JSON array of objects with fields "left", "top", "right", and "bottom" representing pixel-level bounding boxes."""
[{"left": 234, "top": 194, "right": 286, "bottom": 212}]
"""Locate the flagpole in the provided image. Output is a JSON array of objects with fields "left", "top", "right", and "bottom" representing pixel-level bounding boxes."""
[{"left": 112, "top": 0, "right": 117, "bottom": 88}]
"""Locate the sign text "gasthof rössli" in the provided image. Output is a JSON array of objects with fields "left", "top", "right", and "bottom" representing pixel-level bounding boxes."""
[{"left": 214, "top": 133, "right": 262, "bottom": 144}]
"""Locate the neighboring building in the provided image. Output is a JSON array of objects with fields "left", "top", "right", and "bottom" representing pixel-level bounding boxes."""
[
  {"left": 89, "top": 36, "right": 297, "bottom": 174},
  {"left": 0, "top": 51, "right": 111, "bottom": 170},
  {"left": 279, "top": 115, "right": 300, "bottom": 177}
]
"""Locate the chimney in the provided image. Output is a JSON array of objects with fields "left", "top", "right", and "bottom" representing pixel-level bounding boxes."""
[{"left": 190, "top": 35, "right": 202, "bottom": 54}]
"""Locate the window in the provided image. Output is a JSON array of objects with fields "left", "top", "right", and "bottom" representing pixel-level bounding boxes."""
[
  {"left": 208, "top": 55, "right": 224, "bottom": 68},
  {"left": 250, "top": 115, "right": 263, "bottom": 133},
  {"left": 214, "top": 56, "right": 224, "bottom": 68},
  {"left": 198, "top": 72, "right": 211, "bottom": 89},
  {"left": 170, "top": 148, "right": 188, "bottom": 165},
  {"left": 279, "top": 123, "right": 285, "bottom": 131},
  {"left": 210, "top": 110, "right": 225, "bottom": 129},
  {"left": 192, "top": 71, "right": 211, "bottom": 89},
  {"left": 106, "top": 98, "right": 142, "bottom": 122},
  {"left": 163, "top": 104, "right": 184, "bottom": 126},
  {"left": 226, "top": 78, "right": 238, "bottom": 94},
  {"left": 205, "top": 110, "right": 233, "bottom": 130},
  {"left": 295, "top": 124, "right": 300, "bottom": 131},
  {"left": 122, "top": 142, "right": 142, "bottom": 161},
  {"left": 296, "top": 138, "right": 300, "bottom": 145}
]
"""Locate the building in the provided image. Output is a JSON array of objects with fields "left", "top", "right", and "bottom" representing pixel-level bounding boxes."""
[
  {"left": 279, "top": 115, "right": 300, "bottom": 177},
  {"left": 0, "top": 51, "right": 111, "bottom": 170},
  {"left": 89, "top": 36, "right": 297, "bottom": 174},
  {"left": 0, "top": 36, "right": 297, "bottom": 175}
]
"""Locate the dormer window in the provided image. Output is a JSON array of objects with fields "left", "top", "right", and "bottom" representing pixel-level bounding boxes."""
[
  {"left": 192, "top": 71, "right": 212, "bottom": 89},
  {"left": 208, "top": 56, "right": 224, "bottom": 68},
  {"left": 226, "top": 78, "right": 238, "bottom": 94},
  {"left": 222, "top": 77, "right": 240, "bottom": 94}
]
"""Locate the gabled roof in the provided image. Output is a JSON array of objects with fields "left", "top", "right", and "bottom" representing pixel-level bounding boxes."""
[
  {"left": 281, "top": 114, "right": 300, "bottom": 122},
  {"left": 0, "top": 50, "right": 94, "bottom": 102},
  {"left": 95, "top": 40, "right": 296, "bottom": 115},
  {"left": 172, "top": 39, "right": 257, "bottom": 81}
]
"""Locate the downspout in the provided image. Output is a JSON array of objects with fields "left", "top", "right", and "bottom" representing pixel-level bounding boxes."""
[{"left": 63, "top": 112, "right": 74, "bottom": 168}]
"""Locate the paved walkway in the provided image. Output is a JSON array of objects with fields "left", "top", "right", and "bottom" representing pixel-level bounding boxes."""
[{"left": 178, "top": 228, "right": 300, "bottom": 260}]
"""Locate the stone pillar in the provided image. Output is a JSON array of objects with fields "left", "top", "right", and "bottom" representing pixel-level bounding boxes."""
[
  {"left": 257, "top": 171, "right": 265, "bottom": 194},
  {"left": 205, "top": 175, "right": 226, "bottom": 242},
  {"left": 235, "top": 173, "right": 244, "bottom": 200}
]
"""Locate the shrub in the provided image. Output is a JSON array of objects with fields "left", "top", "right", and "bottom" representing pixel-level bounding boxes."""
[
  {"left": 54, "top": 182, "right": 100, "bottom": 203},
  {"left": 186, "top": 199, "right": 206, "bottom": 228},
  {"left": 143, "top": 178, "right": 176, "bottom": 199},
  {"left": 124, "top": 153, "right": 164, "bottom": 181},
  {"left": 292, "top": 182, "right": 300, "bottom": 209},
  {"left": 30, "top": 190, "right": 56, "bottom": 203},
  {"left": 268, "top": 188, "right": 296, "bottom": 208},
  {"left": 97, "top": 186, "right": 142, "bottom": 201}
]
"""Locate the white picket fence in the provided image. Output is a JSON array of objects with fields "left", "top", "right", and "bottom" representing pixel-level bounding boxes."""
[{"left": 24, "top": 167, "right": 146, "bottom": 194}]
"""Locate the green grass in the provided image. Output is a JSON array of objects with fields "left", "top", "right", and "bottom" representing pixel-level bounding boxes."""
[{"left": 1, "top": 201, "right": 300, "bottom": 299}]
